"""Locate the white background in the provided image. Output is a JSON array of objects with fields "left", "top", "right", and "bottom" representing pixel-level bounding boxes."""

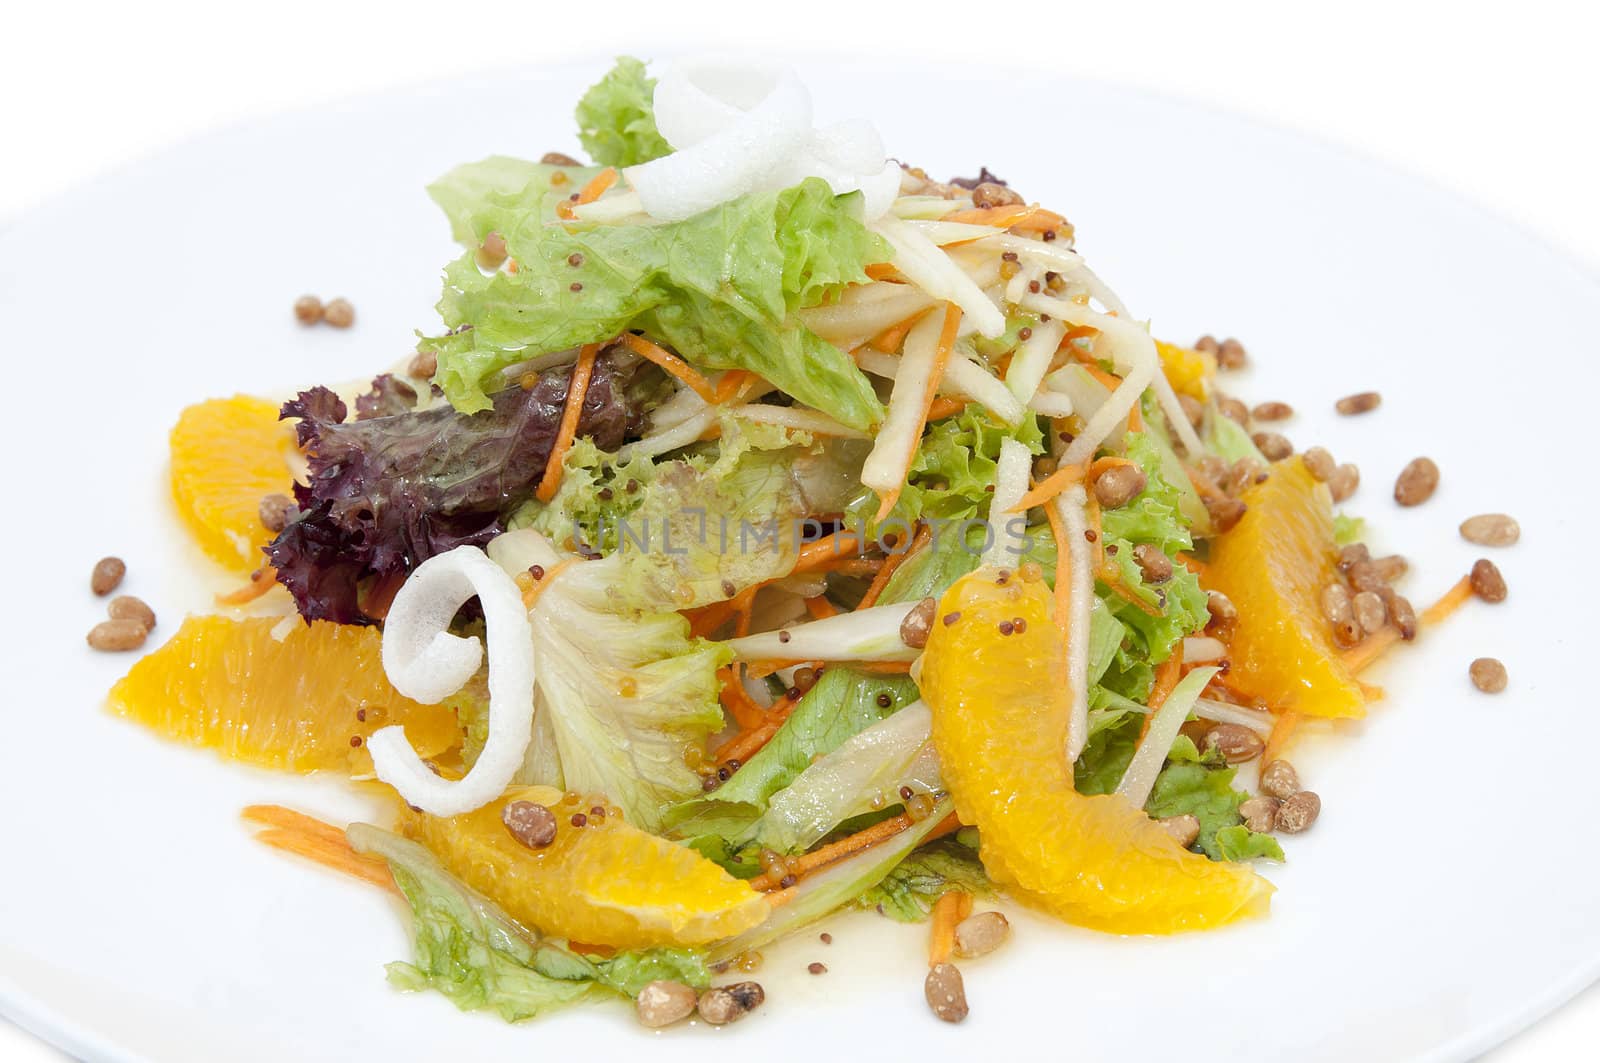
[{"left": 2, "top": 1, "right": 1594, "bottom": 1059}]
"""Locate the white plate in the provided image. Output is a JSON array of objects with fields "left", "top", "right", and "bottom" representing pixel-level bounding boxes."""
[{"left": 2, "top": 58, "right": 1596, "bottom": 1063}]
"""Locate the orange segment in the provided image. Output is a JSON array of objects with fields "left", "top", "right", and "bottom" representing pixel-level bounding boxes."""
[
  {"left": 1155, "top": 340, "right": 1216, "bottom": 400},
  {"left": 1203, "top": 456, "right": 1367, "bottom": 718},
  {"left": 404, "top": 786, "right": 767, "bottom": 949},
  {"left": 170, "top": 396, "right": 297, "bottom": 570},
  {"left": 920, "top": 570, "right": 1272, "bottom": 934},
  {"left": 108, "top": 616, "right": 461, "bottom": 774}
]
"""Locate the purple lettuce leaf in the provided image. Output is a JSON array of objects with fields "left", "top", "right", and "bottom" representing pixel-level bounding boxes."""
[{"left": 268, "top": 353, "right": 643, "bottom": 624}]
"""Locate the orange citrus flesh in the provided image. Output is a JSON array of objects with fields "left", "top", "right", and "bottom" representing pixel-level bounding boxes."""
[
  {"left": 1203, "top": 456, "right": 1367, "bottom": 718},
  {"left": 1155, "top": 340, "right": 1216, "bottom": 400},
  {"left": 920, "top": 570, "right": 1273, "bottom": 934},
  {"left": 108, "top": 615, "right": 461, "bottom": 774},
  {"left": 403, "top": 786, "right": 768, "bottom": 949},
  {"left": 170, "top": 396, "right": 297, "bottom": 571}
]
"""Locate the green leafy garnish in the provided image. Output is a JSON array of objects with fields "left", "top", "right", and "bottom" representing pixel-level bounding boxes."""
[
  {"left": 858, "top": 839, "right": 993, "bottom": 922},
  {"left": 347, "top": 825, "right": 708, "bottom": 1021},
  {"left": 421, "top": 165, "right": 886, "bottom": 425},
  {"left": 574, "top": 57, "right": 672, "bottom": 168}
]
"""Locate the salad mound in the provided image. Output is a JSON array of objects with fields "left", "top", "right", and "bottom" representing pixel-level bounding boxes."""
[{"left": 106, "top": 56, "right": 1491, "bottom": 1028}]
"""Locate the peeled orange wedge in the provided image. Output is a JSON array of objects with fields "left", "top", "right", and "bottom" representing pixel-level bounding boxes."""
[
  {"left": 1155, "top": 340, "right": 1216, "bottom": 400},
  {"left": 108, "top": 615, "right": 462, "bottom": 774},
  {"left": 404, "top": 786, "right": 768, "bottom": 949},
  {"left": 1203, "top": 456, "right": 1367, "bottom": 718},
  {"left": 920, "top": 569, "right": 1272, "bottom": 934},
  {"left": 170, "top": 396, "right": 297, "bottom": 570}
]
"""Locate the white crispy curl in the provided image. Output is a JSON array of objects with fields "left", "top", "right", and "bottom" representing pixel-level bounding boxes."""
[
  {"left": 371, "top": 546, "right": 536, "bottom": 817},
  {"left": 624, "top": 59, "right": 898, "bottom": 222}
]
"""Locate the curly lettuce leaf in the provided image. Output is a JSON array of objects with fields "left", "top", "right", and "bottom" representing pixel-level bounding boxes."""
[
  {"left": 857, "top": 838, "right": 993, "bottom": 923},
  {"left": 1215, "top": 825, "right": 1286, "bottom": 863},
  {"left": 1075, "top": 728, "right": 1284, "bottom": 863},
  {"left": 421, "top": 167, "right": 885, "bottom": 426},
  {"left": 575, "top": 57, "right": 671, "bottom": 168},
  {"left": 849, "top": 402, "right": 1047, "bottom": 530},
  {"left": 347, "top": 825, "right": 707, "bottom": 1022},
  {"left": 487, "top": 531, "right": 732, "bottom": 830}
]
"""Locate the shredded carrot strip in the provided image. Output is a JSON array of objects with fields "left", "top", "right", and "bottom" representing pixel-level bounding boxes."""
[
  {"left": 1087, "top": 456, "right": 1135, "bottom": 483},
  {"left": 731, "top": 585, "right": 759, "bottom": 639},
  {"left": 870, "top": 307, "right": 935, "bottom": 353},
  {"left": 750, "top": 814, "right": 914, "bottom": 891},
  {"left": 687, "top": 599, "right": 740, "bottom": 638},
  {"left": 516, "top": 558, "right": 576, "bottom": 610},
  {"left": 858, "top": 524, "right": 931, "bottom": 610},
  {"left": 1423, "top": 574, "right": 1474, "bottom": 626},
  {"left": 745, "top": 658, "right": 805, "bottom": 678},
  {"left": 714, "top": 722, "right": 780, "bottom": 765},
  {"left": 254, "top": 829, "right": 399, "bottom": 894},
  {"left": 216, "top": 566, "right": 278, "bottom": 605},
  {"left": 746, "top": 658, "right": 911, "bottom": 678},
  {"left": 926, "top": 396, "right": 967, "bottom": 421},
  {"left": 244, "top": 806, "right": 396, "bottom": 894},
  {"left": 714, "top": 370, "right": 756, "bottom": 404},
  {"left": 536, "top": 344, "right": 599, "bottom": 503},
  {"left": 793, "top": 529, "right": 868, "bottom": 573},
  {"left": 829, "top": 558, "right": 886, "bottom": 578},
  {"left": 1341, "top": 627, "right": 1400, "bottom": 674},
  {"left": 864, "top": 263, "right": 900, "bottom": 281},
  {"left": 1263, "top": 711, "right": 1301, "bottom": 764},
  {"left": 1128, "top": 401, "right": 1144, "bottom": 433},
  {"left": 928, "top": 890, "right": 973, "bottom": 965},
  {"left": 852, "top": 660, "right": 914, "bottom": 674},
  {"left": 620, "top": 333, "right": 718, "bottom": 403},
  {"left": 241, "top": 804, "right": 347, "bottom": 846},
  {"left": 925, "top": 811, "right": 962, "bottom": 842},
  {"left": 1139, "top": 647, "right": 1185, "bottom": 740},
  {"left": 942, "top": 204, "right": 1068, "bottom": 230},
  {"left": 875, "top": 303, "right": 962, "bottom": 523},
  {"left": 716, "top": 665, "right": 768, "bottom": 729},
  {"left": 1009, "top": 464, "right": 1086, "bottom": 513},
  {"left": 1344, "top": 574, "right": 1480, "bottom": 674},
  {"left": 1009, "top": 209, "right": 1070, "bottom": 234},
  {"left": 555, "top": 166, "right": 618, "bottom": 219},
  {"left": 1100, "top": 572, "right": 1165, "bottom": 617},
  {"left": 1082, "top": 363, "right": 1124, "bottom": 391},
  {"left": 1177, "top": 553, "right": 1207, "bottom": 576},
  {"left": 803, "top": 595, "right": 839, "bottom": 620}
]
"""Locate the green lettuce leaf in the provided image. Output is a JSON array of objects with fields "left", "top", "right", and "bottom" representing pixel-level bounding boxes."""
[
  {"left": 1333, "top": 512, "right": 1366, "bottom": 546},
  {"left": 848, "top": 402, "right": 1047, "bottom": 530},
  {"left": 520, "top": 420, "right": 866, "bottom": 610},
  {"left": 858, "top": 838, "right": 993, "bottom": 923},
  {"left": 667, "top": 530, "right": 979, "bottom": 840},
  {"left": 420, "top": 168, "right": 885, "bottom": 426},
  {"left": 346, "top": 825, "right": 708, "bottom": 1022},
  {"left": 1215, "top": 825, "right": 1286, "bottom": 863},
  {"left": 1072, "top": 723, "right": 1282, "bottom": 863},
  {"left": 575, "top": 57, "right": 672, "bottom": 168},
  {"left": 487, "top": 531, "right": 733, "bottom": 831}
]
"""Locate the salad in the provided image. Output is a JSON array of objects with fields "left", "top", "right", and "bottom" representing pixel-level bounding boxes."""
[{"left": 97, "top": 57, "right": 1507, "bottom": 1029}]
